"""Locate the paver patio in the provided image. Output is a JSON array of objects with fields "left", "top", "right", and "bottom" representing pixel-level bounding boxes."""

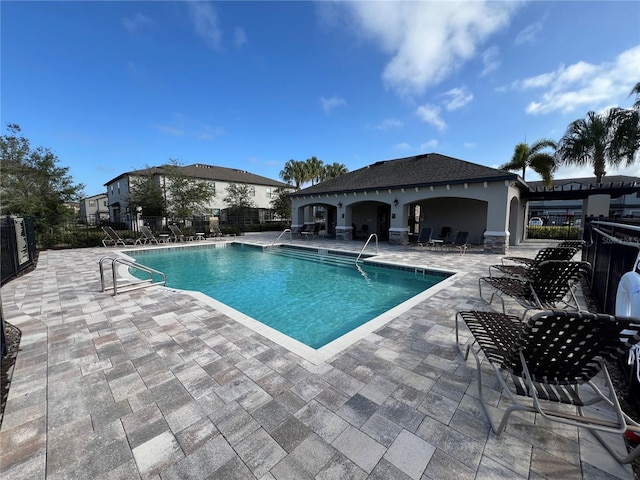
[{"left": 0, "top": 232, "right": 635, "bottom": 479}]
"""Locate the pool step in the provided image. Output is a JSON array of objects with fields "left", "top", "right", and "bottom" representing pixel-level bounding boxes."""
[{"left": 267, "top": 247, "right": 359, "bottom": 267}]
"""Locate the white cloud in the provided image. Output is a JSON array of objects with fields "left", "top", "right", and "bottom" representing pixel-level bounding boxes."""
[
  {"left": 480, "top": 46, "right": 501, "bottom": 77},
  {"left": 337, "top": 1, "right": 520, "bottom": 97},
  {"left": 502, "top": 45, "right": 640, "bottom": 115},
  {"left": 420, "top": 139, "right": 438, "bottom": 150},
  {"left": 234, "top": 27, "right": 248, "bottom": 49},
  {"left": 416, "top": 104, "right": 446, "bottom": 131},
  {"left": 395, "top": 142, "right": 412, "bottom": 150},
  {"left": 514, "top": 22, "right": 542, "bottom": 45},
  {"left": 320, "top": 96, "right": 347, "bottom": 114},
  {"left": 187, "top": 1, "right": 223, "bottom": 51},
  {"left": 375, "top": 118, "right": 403, "bottom": 130},
  {"left": 464, "top": 142, "right": 475, "bottom": 148},
  {"left": 154, "top": 125, "right": 184, "bottom": 136},
  {"left": 442, "top": 87, "right": 473, "bottom": 111},
  {"left": 122, "top": 12, "right": 154, "bottom": 33}
]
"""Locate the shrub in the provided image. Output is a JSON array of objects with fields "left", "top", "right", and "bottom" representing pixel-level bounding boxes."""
[{"left": 527, "top": 225, "right": 580, "bottom": 240}]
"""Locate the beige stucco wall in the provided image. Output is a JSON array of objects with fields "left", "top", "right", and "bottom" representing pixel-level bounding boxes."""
[{"left": 291, "top": 179, "right": 524, "bottom": 252}]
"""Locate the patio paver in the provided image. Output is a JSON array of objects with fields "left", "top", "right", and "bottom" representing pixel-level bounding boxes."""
[{"left": 0, "top": 233, "right": 635, "bottom": 479}]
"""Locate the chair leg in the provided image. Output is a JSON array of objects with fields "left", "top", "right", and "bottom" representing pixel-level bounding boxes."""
[{"left": 478, "top": 278, "right": 506, "bottom": 313}]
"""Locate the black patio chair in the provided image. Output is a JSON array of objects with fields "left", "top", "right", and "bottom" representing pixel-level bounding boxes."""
[
  {"left": 479, "top": 260, "right": 590, "bottom": 314},
  {"left": 446, "top": 231, "right": 469, "bottom": 255},
  {"left": 489, "top": 246, "right": 579, "bottom": 279},
  {"left": 416, "top": 226, "right": 433, "bottom": 247},
  {"left": 455, "top": 309, "right": 640, "bottom": 464},
  {"left": 501, "top": 240, "right": 584, "bottom": 267}
]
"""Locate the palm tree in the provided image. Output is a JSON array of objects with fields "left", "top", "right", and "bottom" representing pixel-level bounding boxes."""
[
  {"left": 557, "top": 110, "right": 637, "bottom": 183},
  {"left": 321, "top": 162, "right": 349, "bottom": 181},
  {"left": 631, "top": 81, "right": 640, "bottom": 110},
  {"left": 499, "top": 139, "right": 557, "bottom": 187},
  {"left": 304, "top": 156, "right": 324, "bottom": 185},
  {"left": 279, "top": 159, "right": 308, "bottom": 190}
]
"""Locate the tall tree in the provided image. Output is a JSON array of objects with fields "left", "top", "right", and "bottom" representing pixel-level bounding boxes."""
[
  {"left": 280, "top": 159, "right": 308, "bottom": 190},
  {"left": 223, "top": 183, "right": 257, "bottom": 225},
  {"left": 270, "top": 187, "right": 291, "bottom": 221},
  {"left": 321, "top": 162, "right": 349, "bottom": 181},
  {"left": 0, "top": 124, "right": 84, "bottom": 223},
  {"left": 163, "top": 159, "right": 216, "bottom": 222},
  {"left": 128, "top": 168, "right": 165, "bottom": 217},
  {"left": 305, "top": 156, "right": 324, "bottom": 185},
  {"left": 499, "top": 139, "right": 557, "bottom": 187},
  {"left": 557, "top": 110, "right": 638, "bottom": 183}
]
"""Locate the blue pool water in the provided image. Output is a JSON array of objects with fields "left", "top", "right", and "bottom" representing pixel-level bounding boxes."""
[{"left": 130, "top": 244, "right": 449, "bottom": 349}]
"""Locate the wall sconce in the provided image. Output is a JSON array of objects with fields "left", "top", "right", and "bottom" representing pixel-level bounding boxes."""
[
  {"left": 338, "top": 202, "right": 342, "bottom": 208},
  {"left": 393, "top": 198, "right": 398, "bottom": 207}
]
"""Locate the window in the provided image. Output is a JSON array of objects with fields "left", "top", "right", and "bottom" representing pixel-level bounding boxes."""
[
  {"left": 103, "top": 200, "right": 108, "bottom": 207},
  {"left": 117, "top": 181, "right": 120, "bottom": 194},
  {"left": 89, "top": 200, "right": 96, "bottom": 207},
  {"left": 266, "top": 188, "right": 272, "bottom": 198},
  {"left": 249, "top": 186, "right": 255, "bottom": 197},
  {"left": 110, "top": 185, "right": 114, "bottom": 194}
]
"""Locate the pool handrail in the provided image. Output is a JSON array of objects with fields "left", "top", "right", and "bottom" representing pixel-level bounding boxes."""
[
  {"left": 272, "top": 228, "right": 292, "bottom": 247},
  {"left": 356, "top": 233, "right": 378, "bottom": 264},
  {"left": 99, "top": 256, "right": 166, "bottom": 295}
]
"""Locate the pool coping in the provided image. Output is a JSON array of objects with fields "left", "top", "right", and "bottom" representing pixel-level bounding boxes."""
[{"left": 115, "top": 241, "right": 462, "bottom": 365}]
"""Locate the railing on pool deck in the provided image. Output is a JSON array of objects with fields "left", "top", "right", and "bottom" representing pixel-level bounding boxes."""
[
  {"left": 271, "top": 228, "right": 292, "bottom": 247},
  {"left": 99, "top": 256, "right": 166, "bottom": 295},
  {"left": 356, "top": 233, "right": 378, "bottom": 264}
]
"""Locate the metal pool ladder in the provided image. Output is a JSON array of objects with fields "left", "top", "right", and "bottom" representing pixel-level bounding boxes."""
[
  {"left": 271, "top": 228, "right": 292, "bottom": 247},
  {"left": 99, "top": 256, "right": 166, "bottom": 295},
  {"left": 355, "top": 233, "right": 378, "bottom": 264}
]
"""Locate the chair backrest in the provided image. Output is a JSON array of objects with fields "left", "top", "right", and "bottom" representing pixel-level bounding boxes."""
[
  {"left": 452, "top": 231, "right": 469, "bottom": 246},
  {"left": 417, "top": 227, "right": 433, "bottom": 243},
  {"left": 438, "top": 226, "right": 451, "bottom": 241},
  {"left": 169, "top": 224, "right": 182, "bottom": 236},
  {"left": 532, "top": 247, "right": 579, "bottom": 264},
  {"left": 140, "top": 225, "right": 156, "bottom": 239},
  {"left": 504, "top": 310, "right": 640, "bottom": 385},
  {"left": 528, "top": 260, "right": 590, "bottom": 303},
  {"left": 103, "top": 226, "right": 121, "bottom": 240},
  {"left": 558, "top": 240, "right": 585, "bottom": 250}
]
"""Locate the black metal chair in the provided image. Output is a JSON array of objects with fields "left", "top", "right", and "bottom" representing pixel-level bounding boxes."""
[
  {"left": 446, "top": 231, "right": 469, "bottom": 255},
  {"left": 479, "top": 260, "right": 590, "bottom": 314},
  {"left": 489, "top": 246, "right": 579, "bottom": 279},
  {"left": 455, "top": 309, "right": 640, "bottom": 463},
  {"left": 416, "top": 226, "right": 433, "bottom": 247},
  {"left": 501, "top": 240, "right": 584, "bottom": 267}
]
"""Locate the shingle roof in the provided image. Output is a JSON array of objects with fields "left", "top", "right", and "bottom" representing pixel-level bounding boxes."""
[
  {"left": 526, "top": 175, "right": 640, "bottom": 188},
  {"left": 292, "top": 153, "right": 516, "bottom": 196},
  {"left": 105, "top": 163, "right": 289, "bottom": 188}
]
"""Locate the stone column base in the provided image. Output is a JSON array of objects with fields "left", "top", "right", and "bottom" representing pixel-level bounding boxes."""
[
  {"left": 335, "top": 226, "right": 353, "bottom": 241},
  {"left": 483, "top": 231, "right": 509, "bottom": 254},
  {"left": 388, "top": 229, "right": 409, "bottom": 246}
]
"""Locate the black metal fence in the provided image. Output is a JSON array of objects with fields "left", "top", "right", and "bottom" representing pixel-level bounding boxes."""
[
  {"left": 582, "top": 218, "right": 640, "bottom": 314},
  {"left": 1, "top": 216, "right": 37, "bottom": 286},
  {"left": 1, "top": 216, "right": 36, "bottom": 356}
]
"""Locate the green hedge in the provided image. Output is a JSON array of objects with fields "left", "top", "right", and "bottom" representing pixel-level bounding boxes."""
[{"left": 527, "top": 225, "right": 580, "bottom": 240}]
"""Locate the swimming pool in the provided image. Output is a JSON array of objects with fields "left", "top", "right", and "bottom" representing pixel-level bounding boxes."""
[{"left": 127, "top": 244, "right": 454, "bottom": 360}]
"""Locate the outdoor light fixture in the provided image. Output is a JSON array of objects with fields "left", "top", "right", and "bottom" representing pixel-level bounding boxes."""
[
  {"left": 393, "top": 198, "right": 398, "bottom": 206},
  {"left": 338, "top": 202, "right": 342, "bottom": 208}
]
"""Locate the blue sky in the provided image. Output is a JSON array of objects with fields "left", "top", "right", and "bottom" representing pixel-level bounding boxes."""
[{"left": 3, "top": 1, "right": 639, "bottom": 196}]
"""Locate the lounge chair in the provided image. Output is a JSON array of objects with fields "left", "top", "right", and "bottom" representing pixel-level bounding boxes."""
[
  {"left": 102, "top": 226, "right": 127, "bottom": 247},
  {"left": 479, "top": 260, "right": 590, "bottom": 314},
  {"left": 135, "top": 225, "right": 159, "bottom": 245},
  {"left": 446, "top": 231, "right": 469, "bottom": 254},
  {"left": 501, "top": 240, "right": 583, "bottom": 267},
  {"left": 416, "top": 227, "right": 433, "bottom": 247},
  {"left": 455, "top": 308, "right": 640, "bottom": 464},
  {"left": 489, "top": 246, "right": 580, "bottom": 279},
  {"left": 169, "top": 224, "right": 191, "bottom": 242}
]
